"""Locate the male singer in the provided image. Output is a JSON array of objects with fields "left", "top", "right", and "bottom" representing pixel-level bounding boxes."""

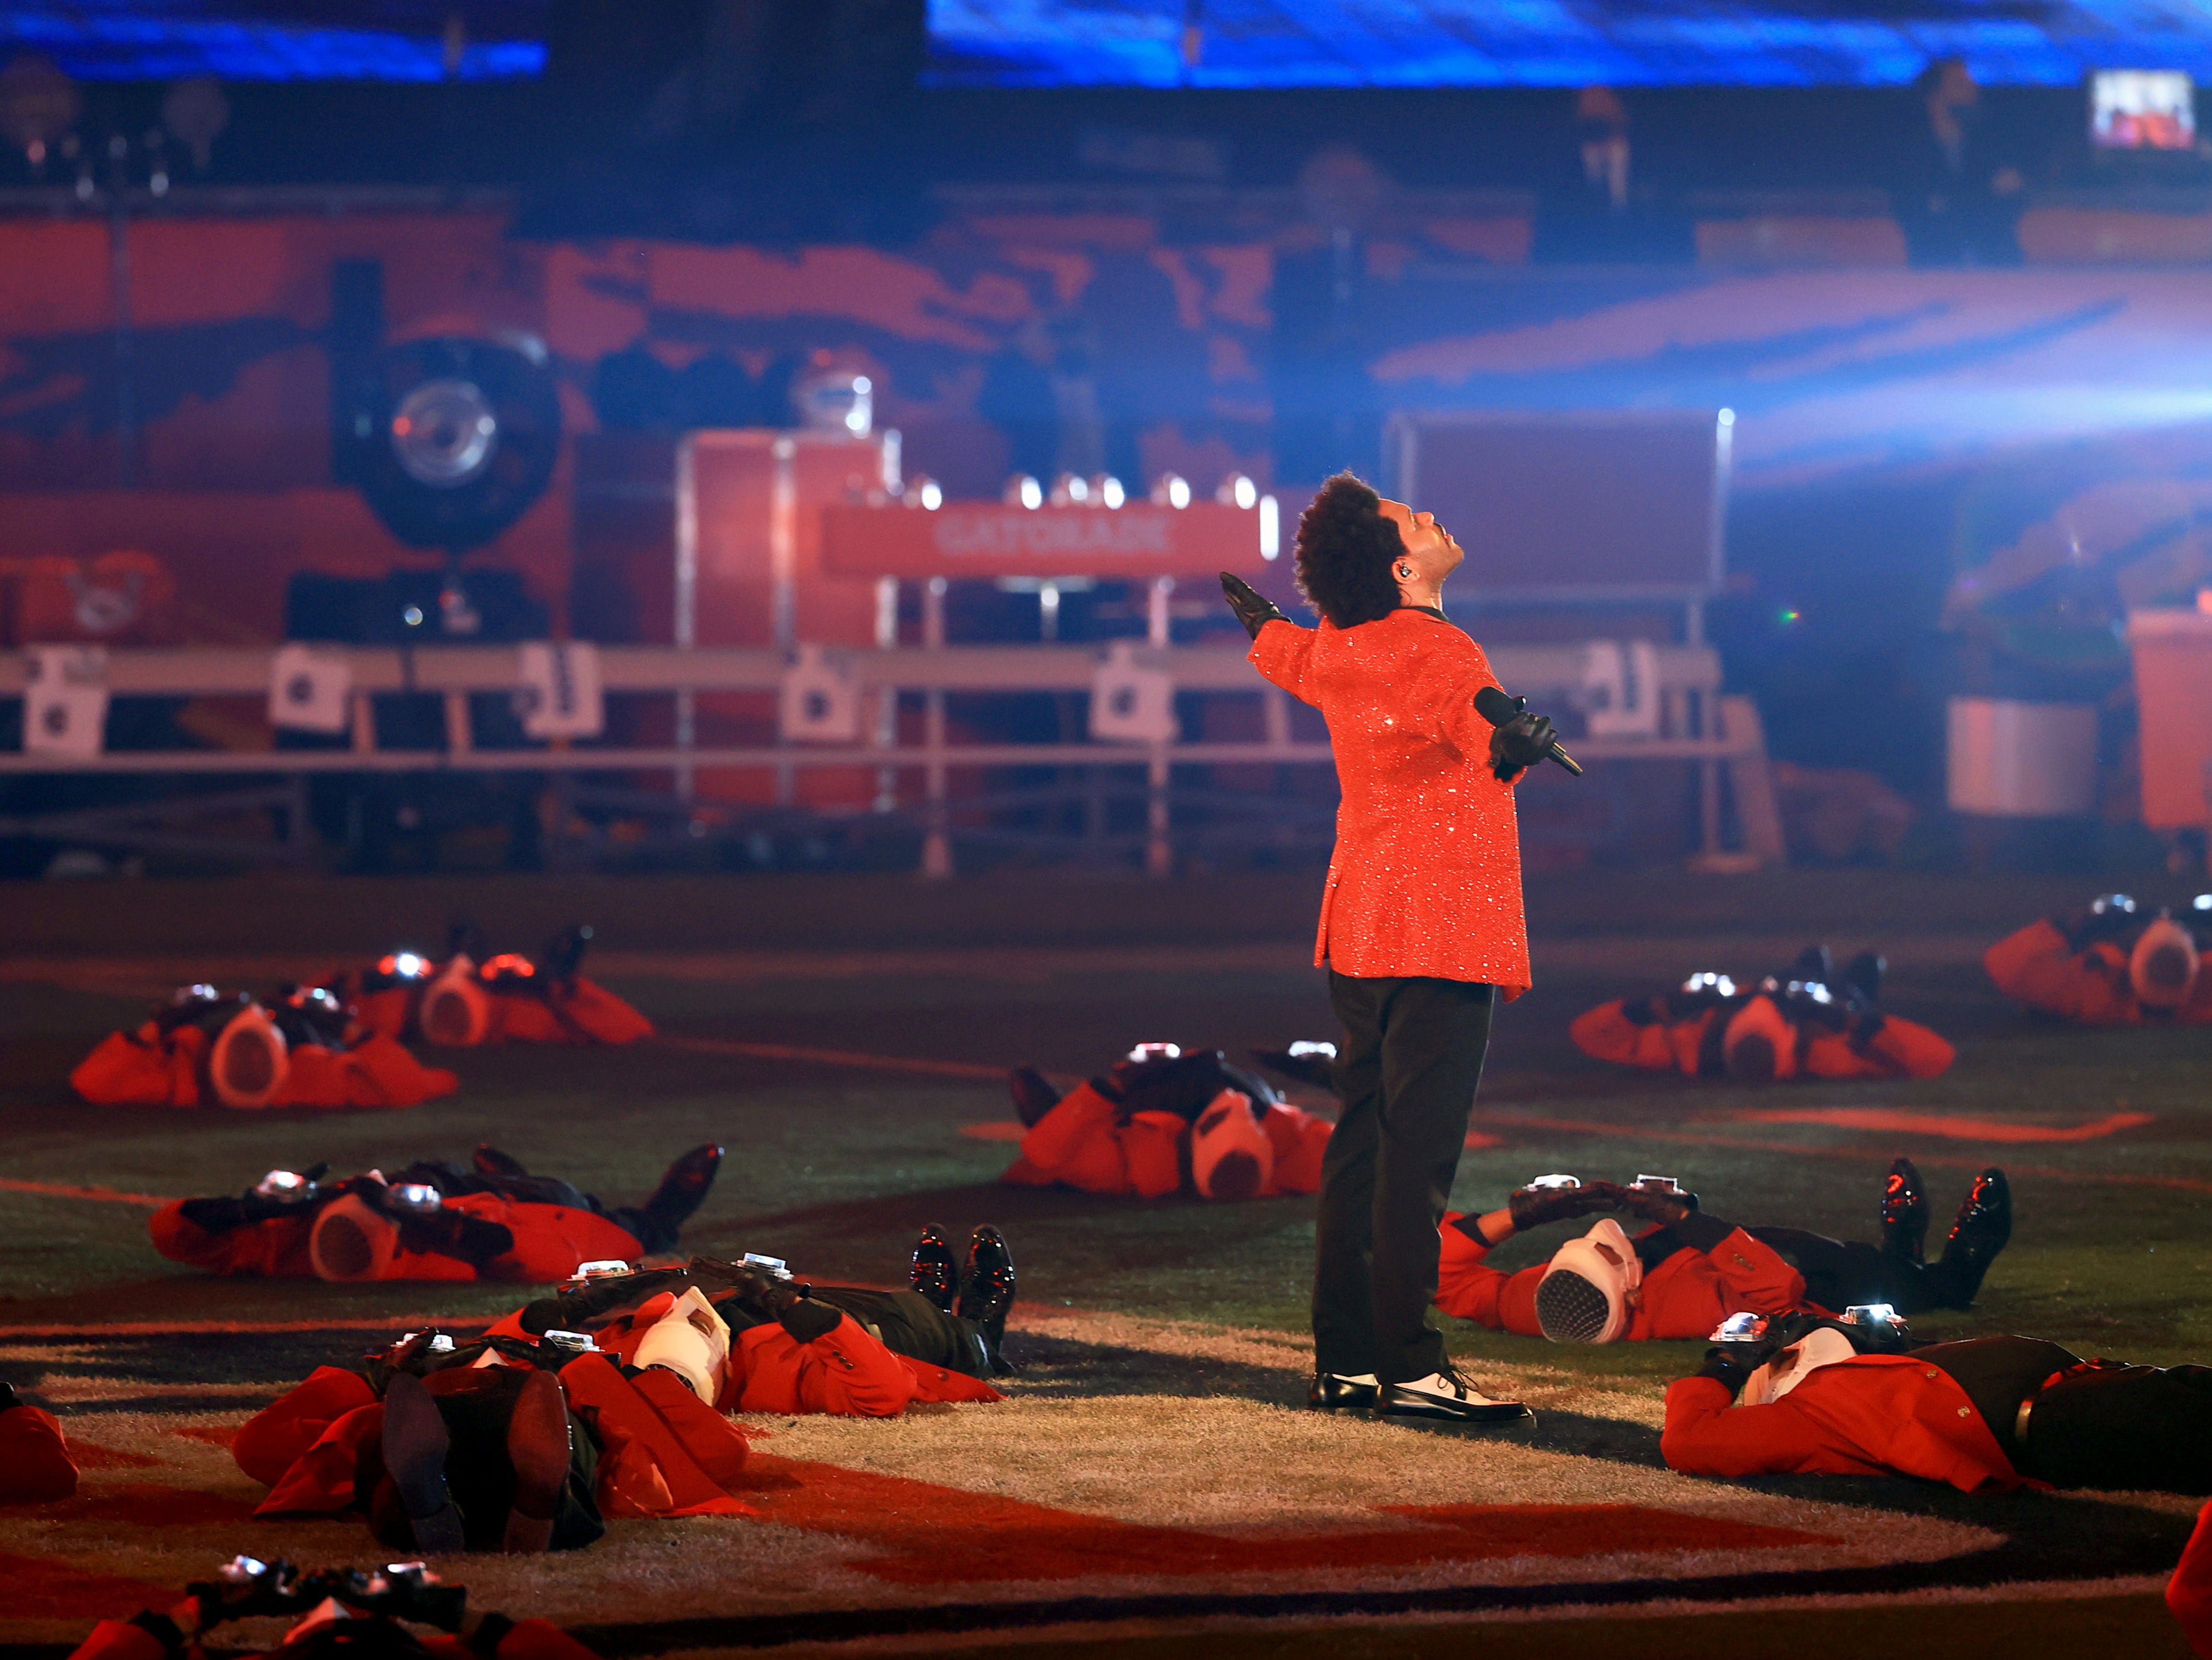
[{"left": 1222, "top": 471, "right": 1561, "bottom": 1424}]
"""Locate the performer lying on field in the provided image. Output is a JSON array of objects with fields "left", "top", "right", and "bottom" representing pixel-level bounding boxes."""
[
  {"left": 1002, "top": 1044, "right": 1332, "bottom": 1200},
  {"left": 1985, "top": 891, "right": 2212, "bottom": 1026},
  {"left": 237, "top": 1234, "right": 1015, "bottom": 1550},
  {"left": 73, "top": 984, "right": 456, "bottom": 1111},
  {"left": 1570, "top": 946, "right": 1954, "bottom": 1082},
  {"left": 68, "top": 1557, "right": 597, "bottom": 1660},
  {"left": 329, "top": 924, "right": 652, "bottom": 1049},
  {"left": 1663, "top": 1309, "right": 2212, "bottom": 1496},
  {"left": 150, "top": 1144, "right": 721, "bottom": 1284},
  {"left": 1432, "top": 1161, "right": 2009, "bottom": 1343},
  {"left": 0, "top": 1380, "right": 78, "bottom": 1503}
]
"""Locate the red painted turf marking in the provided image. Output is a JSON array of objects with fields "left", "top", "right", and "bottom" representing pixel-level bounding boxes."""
[
  {"left": 659, "top": 1034, "right": 1009, "bottom": 1080},
  {"left": 171, "top": 1424, "right": 245, "bottom": 1448},
  {"left": 0, "top": 1551, "right": 175, "bottom": 1620},
  {"left": 1725, "top": 1108, "right": 2154, "bottom": 1144},
  {"left": 0, "top": 1482, "right": 259, "bottom": 1528},
  {"left": 741, "top": 1455, "right": 1834, "bottom": 1583},
  {"left": 0, "top": 1177, "right": 166, "bottom": 1208}
]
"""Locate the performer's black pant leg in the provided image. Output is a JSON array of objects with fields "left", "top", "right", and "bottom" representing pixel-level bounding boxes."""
[
  {"left": 1313, "top": 977, "right": 1386, "bottom": 1379},
  {"left": 1747, "top": 1227, "right": 1962, "bottom": 1315},
  {"left": 1320, "top": 972, "right": 1494, "bottom": 1385},
  {"left": 806, "top": 1286, "right": 991, "bottom": 1378},
  {"left": 2024, "top": 1362, "right": 2212, "bottom": 1493}
]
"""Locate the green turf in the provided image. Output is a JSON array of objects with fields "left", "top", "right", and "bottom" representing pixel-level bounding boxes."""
[
  {"left": 4, "top": 867, "right": 2211, "bottom": 1360},
  {"left": 5, "top": 868, "right": 2212, "bottom": 1649}
]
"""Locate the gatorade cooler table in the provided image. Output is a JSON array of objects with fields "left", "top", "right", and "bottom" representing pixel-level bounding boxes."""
[{"left": 2127, "top": 607, "right": 2212, "bottom": 833}]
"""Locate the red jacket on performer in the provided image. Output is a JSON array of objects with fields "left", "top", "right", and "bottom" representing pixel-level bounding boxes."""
[
  {"left": 493, "top": 1289, "right": 1003, "bottom": 1417},
  {"left": 0, "top": 1394, "right": 79, "bottom": 1502},
  {"left": 1249, "top": 611, "right": 1530, "bottom": 995},
  {"left": 68, "top": 1613, "right": 597, "bottom": 1660},
  {"left": 1570, "top": 950, "right": 1953, "bottom": 1083},
  {"left": 2172, "top": 1499, "right": 2212, "bottom": 1657},
  {"left": 1661, "top": 1356, "right": 2018, "bottom": 1492},
  {"left": 1985, "top": 918, "right": 2212, "bottom": 1027},
  {"left": 1435, "top": 1212, "right": 1806, "bottom": 1338},
  {"left": 1001, "top": 1081, "right": 1331, "bottom": 1199},
  {"left": 149, "top": 1191, "right": 645, "bottom": 1284},
  {"left": 237, "top": 1358, "right": 762, "bottom": 1523},
  {"left": 72, "top": 1023, "right": 453, "bottom": 1111}
]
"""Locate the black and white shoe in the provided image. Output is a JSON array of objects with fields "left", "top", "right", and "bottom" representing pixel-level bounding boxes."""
[
  {"left": 1377, "top": 1369, "right": 1533, "bottom": 1425},
  {"left": 1307, "top": 1371, "right": 1379, "bottom": 1410}
]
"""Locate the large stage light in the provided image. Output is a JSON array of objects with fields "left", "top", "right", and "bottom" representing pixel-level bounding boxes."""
[{"left": 346, "top": 336, "right": 561, "bottom": 553}]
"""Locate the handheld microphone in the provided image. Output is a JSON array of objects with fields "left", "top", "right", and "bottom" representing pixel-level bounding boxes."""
[{"left": 1473, "top": 685, "right": 1583, "bottom": 777}]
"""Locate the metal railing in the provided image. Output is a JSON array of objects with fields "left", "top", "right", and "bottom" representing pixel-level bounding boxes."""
[{"left": 0, "top": 640, "right": 1764, "bottom": 873}]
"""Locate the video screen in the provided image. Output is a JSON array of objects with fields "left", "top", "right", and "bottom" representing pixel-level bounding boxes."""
[{"left": 2091, "top": 70, "right": 2196, "bottom": 150}]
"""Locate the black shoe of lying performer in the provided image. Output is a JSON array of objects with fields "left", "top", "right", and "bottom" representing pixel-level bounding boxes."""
[
  {"left": 473, "top": 1144, "right": 531, "bottom": 1181},
  {"left": 1007, "top": 1068, "right": 1061, "bottom": 1129},
  {"left": 637, "top": 1144, "right": 723, "bottom": 1243},
  {"left": 1937, "top": 1168, "right": 2011, "bottom": 1306},
  {"left": 957, "top": 1226, "right": 1017, "bottom": 1372},
  {"left": 1881, "top": 1156, "right": 1928, "bottom": 1264},
  {"left": 911, "top": 1225, "right": 959, "bottom": 1314}
]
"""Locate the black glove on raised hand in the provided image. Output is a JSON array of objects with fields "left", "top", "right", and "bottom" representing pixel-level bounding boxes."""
[
  {"left": 1488, "top": 710, "right": 1559, "bottom": 782},
  {"left": 1506, "top": 1178, "right": 1624, "bottom": 1233},
  {"left": 1694, "top": 1341, "right": 1772, "bottom": 1398},
  {"left": 2059, "top": 893, "right": 2141, "bottom": 952},
  {"left": 1615, "top": 1183, "right": 1696, "bottom": 1227},
  {"left": 1219, "top": 572, "right": 1286, "bottom": 640}
]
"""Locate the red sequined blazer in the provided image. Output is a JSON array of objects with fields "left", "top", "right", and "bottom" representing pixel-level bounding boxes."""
[{"left": 1250, "top": 609, "right": 1530, "bottom": 995}]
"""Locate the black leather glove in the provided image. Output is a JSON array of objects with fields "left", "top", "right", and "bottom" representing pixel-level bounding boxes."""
[
  {"left": 1506, "top": 1178, "right": 1624, "bottom": 1232},
  {"left": 1616, "top": 1182, "right": 1697, "bottom": 1226},
  {"left": 1488, "top": 710, "right": 1558, "bottom": 782},
  {"left": 687, "top": 1257, "right": 802, "bottom": 1319},
  {"left": 1694, "top": 1341, "right": 1773, "bottom": 1398},
  {"left": 1219, "top": 572, "right": 1286, "bottom": 640},
  {"left": 2059, "top": 893, "right": 2141, "bottom": 952}
]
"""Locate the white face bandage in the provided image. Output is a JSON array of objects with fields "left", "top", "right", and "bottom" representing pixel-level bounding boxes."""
[
  {"left": 207, "top": 1002, "right": 291, "bottom": 1108},
  {"left": 308, "top": 1193, "right": 401, "bottom": 1282},
  {"left": 632, "top": 1288, "right": 731, "bottom": 1400},
  {"left": 1191, "top": 1089, "right": 1274, "bottom": 1201},
  {"left": 419, "top": 955, "right": 490, "bottom": 1046},
  {"left": 1535, "top": 1217, "right": 1643, "bottom": 1344}
]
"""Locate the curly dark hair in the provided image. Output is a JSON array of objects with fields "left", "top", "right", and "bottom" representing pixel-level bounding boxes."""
[{"left": 1293, "top": 472, "right": 1405, "bottom": 629}]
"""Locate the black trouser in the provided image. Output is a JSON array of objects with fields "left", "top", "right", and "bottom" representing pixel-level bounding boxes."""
[
  {"left": 392, "top": 1161, "right": 673, "bottom": 1253},
  {"left": 1317, "top": 972, "right": 1496, "bottom": 1385},
  {"left": 1914, "top": 1335, "right": 2212, "bottom": 1493},
  {"left": 806, "top": 1286, "right": 993, "bottom": 1379},
  {"left": 1746, "top": 1227, "right": 1982, "bottom": 1315}
]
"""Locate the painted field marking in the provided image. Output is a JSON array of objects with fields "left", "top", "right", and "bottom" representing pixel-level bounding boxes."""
[
  {"left": 0, "top": 1177, "right": 166, "bottom": 1208},
  {"left": 1726, "top": 1108, "right": 2154, "bottom": 1144},
  {"left": 659, "top": 1034, "right": 1009, "bottom": 1080}
]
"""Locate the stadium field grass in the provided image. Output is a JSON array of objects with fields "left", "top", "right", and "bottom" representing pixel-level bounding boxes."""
[{"left": 2, "top": 866, "right": 2209, "bottom": 1656}]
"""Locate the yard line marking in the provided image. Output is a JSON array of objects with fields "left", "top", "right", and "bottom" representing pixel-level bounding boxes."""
[
  {"left": 0, "top": 1176, "right": 167, "bottom": 1207},
  {"left": 659, "top": 1034, "right": 1009, "bottom": 1080},
  {"left": 1725, "top": 1108, "right": 2153, "bottom": 1143}
]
